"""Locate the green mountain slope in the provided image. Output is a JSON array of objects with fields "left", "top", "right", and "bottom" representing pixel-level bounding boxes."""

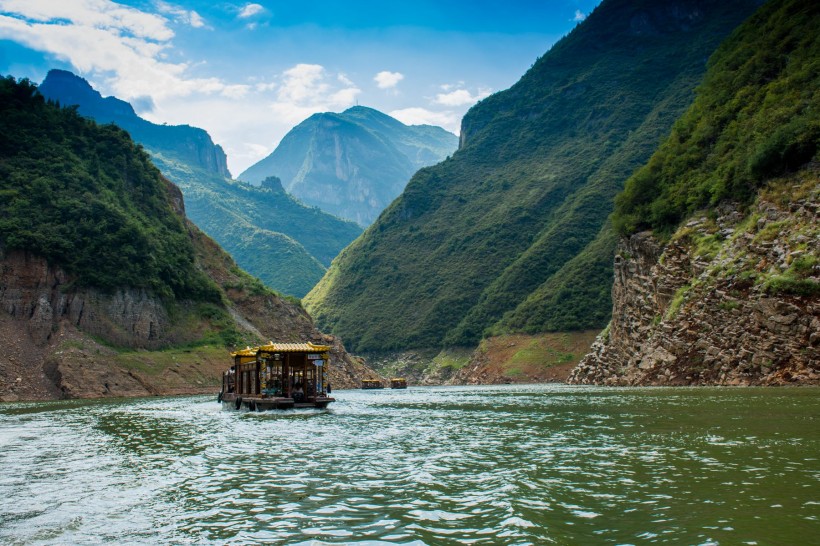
[
  {"left": 0, "top": 77, "right": 377, "bottom": 401},
  {"left": 38, "top": 70, "right": 362, "bottom": 297},
  {"left": 613, "top": 0, "right": 819, "bottom": 237},
  {"left": 238, "top": 106, "right": 457, "bottom": 225},
  {"left": 571, "top": 0, "right": 819, "bottom": 386},
  {"left": 0, "top": 76, "right": 219, "bottom": 302},
  {"left": 305, "top": 0, "right": 762, "bottom": 353}
]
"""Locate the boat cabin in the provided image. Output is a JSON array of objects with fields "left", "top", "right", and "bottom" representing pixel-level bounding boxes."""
[
  {"left": 220, "top": 342, "right": 335, "bottom": 410},
  {"left": 361, "top": 379, "right": 384, "bottom": 389},
  {"left": 390, "top": 378, "right": 407, "bottom": 389}
]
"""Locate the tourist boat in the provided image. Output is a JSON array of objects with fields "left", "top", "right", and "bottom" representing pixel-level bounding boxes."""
[
  {"left": 219, "top": 342, "right": 335, "bottom": 410},
  {"left": 361, "top": 379, "right": 384, "bottom": 389},
  {"left": 390, "top": 378, "right": 407, "bottom": 389}
]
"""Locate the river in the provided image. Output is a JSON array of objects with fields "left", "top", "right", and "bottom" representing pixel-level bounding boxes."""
[{"left": 1, "top": 385, "right": 818, "bottom": 545}]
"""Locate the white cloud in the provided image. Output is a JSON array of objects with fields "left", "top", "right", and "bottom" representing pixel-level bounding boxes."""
[
  {"left": 374, "top": 70, "right": 404, "bottom": 89},
  {"left": 0, "top": 1, "right": 243, "bottom": 102},
  {"left": 154, "top": 1, "right": 206, "bottom": 29},
  {"left": 0, "top": 0, "right": 174, "bottom": 40},
  {"left": 268, "top": 63, "right": 361, "bottom": 125},
  {"left": 574, "top": 10, "right": 587, "bottom": 22},
  {"left": 238, "top": 3, "right": 265, "bottom": 19},
  {"left": 390, "top": 107, "right": 460, "bottom": 134},
  {"left": 434, "top": 87, "right": 491, "bottom": 107}
]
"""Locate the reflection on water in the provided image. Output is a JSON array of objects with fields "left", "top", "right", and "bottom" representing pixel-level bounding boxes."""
[{"left": 1, "top": 385, "right": 818, "bottom": 544}]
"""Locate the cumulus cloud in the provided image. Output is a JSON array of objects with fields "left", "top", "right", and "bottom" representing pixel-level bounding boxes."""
[
  {"left": 434, "top": 86, "right": 491, "bottom": 107},
  {"left": 389, "top": 107, "right": 460, "bottom": 133},
  {"left": 374, "top": 70, "right": 404, "bottom": 89},
  {"left": 0, "top": 0, "right": 244, "bottom": 101},
  {"left": 0, "top": 0, "right": 174, "bottom": 40},
  {"left": 574, "top": 10, "right": 587, "bottom": 22},
  {"left": 238, "top": 3, "right": 265, "bottom": 19},
  {"left": 269, "top": 63, "right": 361, "bottom": 124},
  {"left": 154, "top": 1, "right": 206, "bottom": 29}
]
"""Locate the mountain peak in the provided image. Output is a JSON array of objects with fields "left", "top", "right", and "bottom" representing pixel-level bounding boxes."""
[
  {"left": 238, "top": 106, "right": 458, "bottom": 225},
  {"left": 39, "top": 69, "right": 230, "bottom": 178},
  {"left": 40, "top": 69, "right": 136, "bottom": 118}
]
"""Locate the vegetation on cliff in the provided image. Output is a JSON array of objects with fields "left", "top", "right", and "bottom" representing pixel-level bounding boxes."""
[
  {"left": 572, "top": 0, "right": 819, "bottom": 387},
  {"left": 305, "top": 0, "right": 762, "bottom": 353},
  {"left": 613, "top": 0, "right": 819, "bottom": 237},
  {"left": 38, "top": 70, "right": 363, "bottom": 298},
  {"left": 0, "top": 75, "right": 219, "bottom": 303}
]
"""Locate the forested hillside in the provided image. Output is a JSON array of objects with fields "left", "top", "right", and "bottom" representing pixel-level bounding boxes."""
[
  {"left": 0, "top": 76, "right": 373, "bottom": 400},
  {"left": 305, "top": 0, "right": 762, "bottom": 353},
  {"left": 613, "top": 0, "right": 819, "bottom": 238},
  {"left": 38, "top": 71, "right": 362, "bottom": 297},
  {"left": 0, "top": 76, "right": 219, "bottom": 302},
  {"left": 572, "top": 0, "right": 819, "bottom": 385},
  {"left": 239, "top": 106, "right": 457, "bottom": 226}
]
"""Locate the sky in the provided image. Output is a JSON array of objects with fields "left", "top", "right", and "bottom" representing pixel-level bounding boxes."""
[{"left": 0, "top": 0, "right": 601, "bottom": 175}]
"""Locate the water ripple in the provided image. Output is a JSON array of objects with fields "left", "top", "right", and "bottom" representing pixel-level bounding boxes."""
[{"left": 0, "top": 385, "right": 818, "bottom": 544}]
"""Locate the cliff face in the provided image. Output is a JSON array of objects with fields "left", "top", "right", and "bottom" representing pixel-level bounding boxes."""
[
  {"left": 570, "top": 175, "right": 819, "bottom": 385},
  {"left": 0, "top": 237, "right": 370, "bottom": 401}
]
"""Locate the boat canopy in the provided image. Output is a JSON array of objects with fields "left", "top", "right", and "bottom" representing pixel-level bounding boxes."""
[{"left": 231, "top": 342, "right": 332, "bottom": 357}]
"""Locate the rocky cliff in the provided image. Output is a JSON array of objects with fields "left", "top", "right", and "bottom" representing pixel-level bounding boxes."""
[
  {"left": 570, "top": 174, "right": 819, "bottom": 385},
  {"left": 0, "top": 229, "right": 371, "bottom": 401}
]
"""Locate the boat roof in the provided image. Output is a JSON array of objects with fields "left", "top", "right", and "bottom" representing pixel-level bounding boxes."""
[{"left": 231, "top": 342, "right": 332, "bottom": 357}]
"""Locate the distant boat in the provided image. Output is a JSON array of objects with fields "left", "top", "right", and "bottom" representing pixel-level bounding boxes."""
[
  {"left": 390, "top": 378, "right": 407, "bottom": 389},
  {"left": 219, "top": 342, "right": 335, "bottom": 410},
  {"left": 361, "top": 379, "right": 384, "bottom": 389}
]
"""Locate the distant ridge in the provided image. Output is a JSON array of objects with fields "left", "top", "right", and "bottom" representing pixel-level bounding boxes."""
[
  {"left": 38, "top": 70, "right": 362, "bottom": 297},
  {"left": 239, "top": 106, "right": 457, "bottom": 226},
  {"left": 39, "top": 69, "right": 231, "bottom": 178}
]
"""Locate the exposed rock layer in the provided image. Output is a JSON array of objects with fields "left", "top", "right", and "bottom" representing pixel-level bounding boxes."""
[
  {"left": 571, "top": 180, "right": 819, "bottom": 385},
  {"left": 0, "top": 240, "right": 372, "bottom": 402}
]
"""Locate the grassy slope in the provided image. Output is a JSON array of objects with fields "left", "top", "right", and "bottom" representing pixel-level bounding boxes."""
[{"left": 305, "top": 0, "right": 761, "bottom": 353}]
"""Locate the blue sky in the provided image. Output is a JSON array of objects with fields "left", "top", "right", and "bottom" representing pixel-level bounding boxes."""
[{"left": 0, "top": 0, "right": 601, "bottom": 174}]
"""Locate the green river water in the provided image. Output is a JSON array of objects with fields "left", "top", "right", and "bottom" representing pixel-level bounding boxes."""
[{"left": 0, "top": 385, "right": 818, "bottom": 545}]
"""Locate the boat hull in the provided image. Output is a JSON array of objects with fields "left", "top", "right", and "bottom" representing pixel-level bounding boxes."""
[{"left": 220, "top": 393, "right": 334, "bottom": 411}]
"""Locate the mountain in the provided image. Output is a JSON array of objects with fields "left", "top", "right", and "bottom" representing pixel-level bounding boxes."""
[
  {"left": 38, "top": 69, "right": 231, "bottom": 178},
  {"left": 571, "top": 0, "right": 819, "bottom": 386},
  {"left": 239, "top": 106, "right": 458, "bottom": 226},
  {"left": 304, "top": 0, "right": 763, "bottom": 355},
  {"left": 38, "top": 70, "right": 362, "bottom": 297},
  {"left": 0, "top": 75, "right": 375, "bottom": 401}
]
